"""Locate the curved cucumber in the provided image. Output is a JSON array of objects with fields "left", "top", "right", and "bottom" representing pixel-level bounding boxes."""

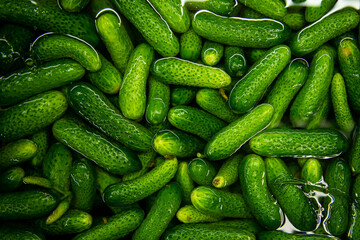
[
  {"left": 185, "top": 0, "right": 239, "bottom": 16},
  {"left": 258, "top": 231, "right": 341, "bottom": 239},
  {"left": 180, "top": 28, "right": 202, "bottom": 62},
  {"left": 171, "top": 87, "right": 197, "bottom": 106},
  {"left": 0, "top": 139, "right": 37, "bottom": 171},
  {"left": 224, "top": 46, "right": 247, "bottom": 78},
  {"left": 305, "top": 0, "right": 337, "bottom": 23},
  {"left": 188, "top": 158, "right": 217, "bottom": 186},
  {"left": 0, "top": 167, "right": 25, "bottom": 192},
  {"left": 60, "top": 0, "right": 90, "bottom": 12},
  {"left": 213, "top": 153, "right": 242, "bottom": 188},
  {"left": 201, "top": 41, "right": 224, "bottom": 66},
  {"left": 175, "top": 161, "right": 195, "bottom": 205},
  {"left": 176, "top": 205, "right": 223, "bottom": 223},
  {"left": 238, "top": 0, "right": 286, "bottom": 19},
  {"left": 30, "top": 129, "right": 49, "bottom": 168}
]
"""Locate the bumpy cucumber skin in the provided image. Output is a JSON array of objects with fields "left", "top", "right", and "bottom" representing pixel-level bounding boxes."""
[
  {"left": 249, "top": 128, "right": 348, "bottom": 158},
  {"left": 119, "top": 43, "right": 154, "bottom": 120},
  {"left": 301, "top": 158, "right": 323, "bottom": 193},
  {"left": 290, "top": 45, "right": 336, "bottom": 128},
  {"left": 348, "top": 203, "right": 360, "bottom": 240},
  {"left": 152, "top": 57, "right": 231, "bottom": 88},
  {"left": 0, "top": 190, "right": 57, "bottom": 220},
  {"left": 265, "top": 58, "right": 308, "bottom": 129},
  {"left": 185, "top": 0, "right": 238, "bottom": 16},
  {"left": 152, "top": 129, "right": 205, "bottom": 158},
  {"left": 265, "top": 157, "right": 317, "bottom": 231},
  {"left": 30, "top": 129, "right": 49, "bottom": 168},
  {"left": 246, "top": 48, "right": 268, "bottom": 64},
  {"left": 239, "top": 6, "right": 264, "bottom": 18},
  {"left": 306, "top": 91, "right": 331, "bottom": 130},
  {"left": 175, "top": 161, "right": 195, "bottom": 205},
  {"left": 213, "top": 153, "right": 242, "bottom": 188},
  {"left": 188, "top": 158, "right": 217, "bottom": 186},
  {"left": 224, "top": 46, "right": 247, "bottom": 77},
  {"left": 0, "top": 167, "right": 24, "bottom": 192},
  {"left": 290, "top": 8, "right": 360, "bottom": 56},
  {"left": 350, "top": 124, "right": 360, "bottom": 174},
  {"left": 258, "top": 231, "right": 341, "bottom": 239},
  {"left": 103, "top": 157, "right": 178, "bottom": 206},
  {"left": 60, "top": 0, "right": 90, "bottom": 12},
  {"left": 238, "top": 0, "right": 286, "bottom": 19},
  {"left": 191, "top": 186, "right": 252, "bottom": 218},
  {"left": 73, "top": 208, "right": 144, "bottom": 240},
  {"left": 168, "top": 106, "right": 226, "bottom": 141},
  {"left": 95, "top": 11, "right": 133, "bottom": 74},
  {"left": 176, "top": 205, "right": 223, "bottom": 223},
  {"left": 239, "top": 154, "right": 282, "bottom": 230},
  {"left": 305, "top": 0, "right": 337, "bottom": 23},
  {"left": 209, "top": 219, "right": 263, "bottom": 234},
  {"left": 192, "top": 10, "right": 291, "bottom": 48},
  {"left": 0, "top": 0, "right": 99, "bottom": 46},
  {"left": 145, "top": 76, "right": 170, "bottom": 125},
  {"left": 282, "top": 12, "right": 306, "bottom": 31},
  {"left": 0, "top": 139, "right": 37, "bottom": 171},
  {"left": 180, "top": 28, "right": 202, "bottom": 62},
  {"left": 52, "top": 117, "right": 141, "bottom": 175},
  {"left": 111, "top": 0, "right": 179, "bottom": 57},
  {"left": 171, "top": 87, "right": 197, "bottom": 106},
  {"left": 133, "top": 182, "right": 182, "bottom": 240},
  {"left": 0, "top": 90, "right": 68, "bottom": 142},
  {"left": 201, "top": 41, "right": 224, "bottom": 66},
  {"left": 229, "top": 45, "right": 291, "bottom": 114},
  {"left": 67, "top": 82, "right": 153, "bottom": 152},
  {"left": 205, "top": 104, "right": 274, "bottom": 161}
]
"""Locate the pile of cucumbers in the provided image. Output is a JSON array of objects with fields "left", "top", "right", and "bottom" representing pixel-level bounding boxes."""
[{"left": 1, "top": 0, "right": 360, "bottom": 239}]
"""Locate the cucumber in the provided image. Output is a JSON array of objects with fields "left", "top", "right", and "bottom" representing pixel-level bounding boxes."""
[
  {"left": 305, "top": 0, "right": 337, "bottom": 23},
  {"left": 180, "top": 28, "right": 202, "bottom": 62},
  {"left": 201, "top": 41, "right": 224, "bottom": 66},
  {"left": 152, "top": 129, "right": 205, "bottom": 158},
  {"left": 265, "top": 58, "right": 309, "bottom": 128},
  {"left": 0, "top": 223, "right": 45, "bottom": 240},
  {"left": 94, "top": 166, "right": 121, "bottom": 195},
  {"left": 176, "top": 205, "right": 223, "bottom": 223},
  {"left": 103, "top": 157, "right": 178, "bottom": 206},
  {"left": 209, "top": 219, "right": 263, "bottom": 234},
  {"left": 0, "top": 190, "right": 58, "bottom": 220},
  {"left": 67, "top": 82, "right": 153, "bottom": 152},
  {"left": 188, "top": 158, "right": 217, "bottom": 186},
  {"left": 290, "top": 45, "right": 336, "bottom": 128},
  {"left": 168, "top": 105, "right": 226, "bottom": 141},
  {"left": 305, "top": 91, "right": 331, "bottom": 130},
  {"left": 152, "top": 57, "right": 231, "bottom": 88},
  {"left": 290, "top": 8, "right": 360, "bottom": 56},
  {"left": 191, "top": 186, "right": 252, "bottom": 218},
  {"left": 122, "top": 149, "right": 157, "bottom": 181},
  {"left": 31, "top": 34, "right": 101, "bottom": 72},
  {"left": 239, "top": 154, "right": 282, "bottom": 230},
  {"left": 301, "top": 158, "right": 324, "bottom": 193},
  {"left": 213, "top": 153, "right": 242, "bottom": 188},
  {"left": 0, "top": 167, "right": 24, "bottom": 192},
  {"left": 171, "top": 87, "right": 197, "bottom": 106},
  {"left": 52, "top": 116, "right": 141, "bottom": 175},
  {"left": 175, "top": 161, "right": 195, "bottom": 205},
  {"left": 265, "top": 157, "right": 317, "bottom": 231},
  {"left": 238, "top": 0, "right": 286, "bottom": 19},
  {"left": 258, "top": 231, "right": 341, "bottom": 239},
  {"left": 111, "top": 0, "right": 179, "bottom": 57},
  {"left": 119, "top": 43, "right": 154, "bottom": 120},
  {"left": 204, "top": 103, "right": 274, "bottom": 161},
  {"left": 349, "top": 204, "right": 360, "bottom": 240},
  {"left": 95, "top": 10, "right": 134, "bottom": 74},
  {"left": 350, "top": 122, "right": 360, "bottom": 173},
  {"left": 224, "top": 46, "right": 247, "bottom": 77},
  {"left": 30, "top": 129, "right": 49, "bottom": 168},
  {"left": 145, "top": 76, "right": 170, "bottom": 125},
  {"left": 192, "top": 10, "right": 291, "bottom": 48},
  {"left": 133, "top": 182, "right": 182, "bottom": 240},
  {"left": 239, "top": 6, "right": 264, "bottom": 18},
  {"left": 0, "top": 139, "right": 37, "bottom": 171},
  {"left": 246, "top": 48, "right": 268, "bottom": 64},
  {"left": 0, "top": 90, "right": 68, "bottom": 142},
  {"left": 73, "top": 208, "right": 144, "bottom": 240},
  {"left": 0, "top": 0, "right": 99, "bottom": 46},
  {"left": 229, "top": 45, "right": 291, "bottom": 114},
  {"left": 60, "top": 0, "right": 90, "bottom": 12},
  {"left": 185, "top": 0, "right": 239, "bottom": 16},
  {"left": 281, "top": 12, "right": 306, "bottom": 31}
]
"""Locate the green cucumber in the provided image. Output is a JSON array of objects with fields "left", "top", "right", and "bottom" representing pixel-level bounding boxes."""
[
  {"left": 133, "top": 182, "right": 182, "bottom": 240},
  {"left": 305, "top": 91, "right": 331, "bottom": 130},
  {"left": 103, "top": 157, "right": 178, "bottom": 206},
  {"left": 175, "top": 161, "right": 195, "bottom": 205},
  {"left": 290, "top": 8, "right": 360, "bottom": 56},
  {"left": 209, "top": 219, "right": 263, "bottom": 234},
  {"left": 348, "top": 204, "right": 360, "bottom": 240},
  {"left": 111, "top": 0, "right": 179, "bottom": 57},
  {"left": 246, "top": 48, "right": 268, "bottom": 64},
  {"left": 30, "top": 129, "right": 49, "bottom": 168},
  {"left": 301, "top": 158, "right": 324, "bottom": 193},
  {"left": 188, "top": 158, "right": 217, "bottom": 186},
  {"left": 171, "top": 87, "right": 197, "bottom": 106},
  {"left": 305, "top": 0, "right": 337, "bottom": 23},
  {"left": 152, "top": 129, "right": 205, "bottom": 158},
  {"left": 176, "top": 205, "right": 223, "bottom": 223},
  {"left": 213, "top": 153, "right": 242, "bottom": 188},
  {"left": 238, "top": 0, "right": 286, "bottom": 19},
  {"left": 60, "top": 0, "right": 90, "bottom": 12},
  {"left": 122, "top": 149, "right": 157, "bottom": 181},
  {"left": 0, "top": 223, "right": 45, "bottom": 240},
  {"left": 350, "top": 121, "right": 360, "bottom": 173},
  {"left": 201, "top": 41, "right": 224, "bottom": 66},
  {"left": 281, "top": 12, "right": 306, "bottom": 31},
  {"left": 258, "top": 231, "right": 341, "bottom": 239},
  {"left": 192, "top": 10, "right": 291, "bottom": 48},
  {"left": 229, "top": 45, "right": 291, "bottom": 114},
  {"left": 191, "top": 186, "right": 252, "bottom": 218},
  {"left": 250, "top": 128, "right": 348, "bottom": 158},
  {"left": 95, "top": 10, "right": 134, "bottom": 74},
  {"left": 95, "top": 166, "right": 121, "bottom": 195},
  {"left": 0, "top": 139, "right": 37, "bottom": 171},
  {"left": 0, "top": 90, "right": 68, "bottom": 142},
  {"left": 224, "top": 46, "right": 247, "bottom": 77},
  {"left": 185, "top": 0, "right": 239, "bottom": 16},
  {"left": 180, "top": 28, "right": 202, "bottom": 62},
  {"left": 52, "top": 116, "right": 141, "bottom": 175},
  {"left": 67, "top": 82, "right": 153, "bottom": 152},
  {"left": 265, "top": 157, "right": 317, "bottom": 231},
  {"left": 239, "top": 6, "right": 264, "bottom": 18},
  {"left": 119, "top": 43, "right": 154, "bottom": 120},
  {"left": 152, "top": 57, "right": 231, "bottom": 88},
  {"left": 204, "top": 103, "right": 274, "bottom": 161},
  {"left": 0, "top": 167, "right": 24, "bottom": 192}
]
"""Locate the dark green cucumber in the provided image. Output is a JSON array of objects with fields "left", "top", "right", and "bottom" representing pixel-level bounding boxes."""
[
  {"left": 209, "top": 219, "right": 263, "bottom": 234},
  {"left": 305, "top": 91, "right": 331, "bottom": 130},
  {"left": 224, "top": 46, "right": 247, "bottom": 78},
  {"left": 180, "top": 28, "right": 202, "bottom": 62},
  {"left": 175, "top": 161, "right": 195, "bottom": 205},
  {"left": 52, "top": 116, "right": 141, "bottom": 175},
  {"left": 238, "top": 0, "right": 286, "bottom": 19},
  {"left": 229, "top": 45, "right": 291, "bottom": 114},
  {"left": 201, "top": 41, "right": 224, "bottom": 66},
  {"left": 176, "top": 205, "right": 223, "bottom": 223},
  {"left": 204, "top": 103, "right": 274, "bottom": 161},
  {"left": 250, "top": 128, "right": 348, "bottom": 158},
  {"left": 213, "top": 153, "right": 242, "bottom": 188},
  {"left": 350, "top": 120, "right": 360, "bottom": 173},
  {"left": 185, "top": 0, "right": 239, "bottom": 16},
  {"left": 104, "top": 157, "right": 178, "bottom": 206},
  {"left": 60, "top": 0, "right": 90, "bottom": 12},
  {"left": 0, "top": 139, "right": 37, "bottom": 171},
  {"left": 348, "top": 204, "right": 360, "bottom": 240},
  {"left": 0, "top": 0, "right": 99, "bottom": 46},
  {"left": 188, "top": 158, "right": 217, "bottom": 186},
  {"left": 0, "top": 223, "right": 45, "bottom": 240},
  {"left": 239, "top": 154, "right": 282, "bottom": 230},
  {"left": 192, "top": 10, "right": 291, "bottom": 48},
  {"left": 0, "top": 190, "right": 58, "bottom": 220},
  {"left": 30, "top": 129, "right": 49, "bottom": 168},
  {"left": 145, "top": 76, "right": 170, "bottom": 125},
  {"left": 265, "top": 157, "right": 317, "bottom": 231},
  {"left": 152, "top": 129, "right": 205, "bottom": 158},
  {"left": 246, "top": 48, "right": 268, "bottom": 64},
  {"left": 258, "top": 231, "right": 341, "bottom": 239},
  {"left": 290, "top": 8, "right": 360, "bottom": 56},
  {"left": 171, "top": 87, "right": 197, "bottom": 106},
  {"left": 191, "top": 186, "right": 252, "bottom": 218},
  {"left": 111, "top": 0, "right": 179, "bottom": 57},
  {"left": 0, "top": 90, "right": 68, "bottom": 142},
  {"left": 133, "top": 182, "right": 182, "bottom": 240},
  {"left": 67, "top": 82, "right": 153, "bottom": 152},
  {"left": 305, "top": 0, "right": 337, "bottom": 23},
  {"left": 152, "top": 57, "right": 231, "bottom": 88},
  {"left": 73, "top": 208, "right": 144, "bottom": 240},
  {"left": 0, "top": 167, "right": 24, "bottom": 192}
]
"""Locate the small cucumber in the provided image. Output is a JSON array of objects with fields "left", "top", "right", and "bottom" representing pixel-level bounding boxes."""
[
  {"left": 30, "top": 129, "right": 49, "bottom": 168},
  {"left": 185, "top": 0, "right": 239, "bottom": 16},
  {"left": 224, "top": 46, "right": 247, "bottom": 78},
  {"left": 246, "top": 48, "right": 268, "bottom": 64},
  {"left": 188, "top": 158, "right": 217, "bottom": 186},
  {"left": 209, "top": 219, "right": 263, "bottom": 234},
  {"left": 229, "top": 45, "right": 291, "bottom": 114},
  {"left": 201, "top": 41, "right": 224, "bottom": 66},
  {"left": 0, "top": 167, "right": 25, "bottom": 192},
  {"left": 152, "top": 57, "right": 231, "bottom": 88},
  {"left": 31, "top": 34, "right": 101, "bottom": 72},
  {"left": 258, "top": 231, "right": 341, "bottom": 239},
  {"left": 176, "top": 205, "right": 223, "bottom": 223},
  {"left": 119, "top": 43, "right": 154, "bottom": 120},
  {"left": 0, "top": 139, "right": 37, "bottom": 171},
  {"left": 238, "top": 0, "right": 286, "bottom": 19},
  {"left": 305, "top": 0, "right": 337, "bottom": 23},
  {"left": 171, "top": 87, "right": 197, "bottom": 106},
  {"left": 204, "top": 103, "right": 274, "bottom": 161},
  {"left": 152, "top": 129, "right": 205, "bottom": 158},
  {"left": 175, "top": 161, "right": 195, "bottom": 205},
  {"left": 60, "top": 0, "right": 90, "bottom": 12},
  {"left": 305, "top": 91, "right": 331, "bottom": 130},
  {"left": 180, "top": 28, "right": 202, "bottom": 62},
  {"left": 103, "top": 157, "right": 178, "bottom": 206},
  {"left": 213, "top": 153, "right": 242, "bottom": 188},
  {"left": 192, "top": 10, "right": 291, "bottom": 48},
  {"left": 191, "top": 186, "right": 252, "bottom": 218},
  {"left": 301, "top": 158, "right": 324, "bottom": 193}
]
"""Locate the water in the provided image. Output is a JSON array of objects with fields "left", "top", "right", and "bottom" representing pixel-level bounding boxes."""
[{"left": 285, "top": 0, "right": 360, "bottom": 12}]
